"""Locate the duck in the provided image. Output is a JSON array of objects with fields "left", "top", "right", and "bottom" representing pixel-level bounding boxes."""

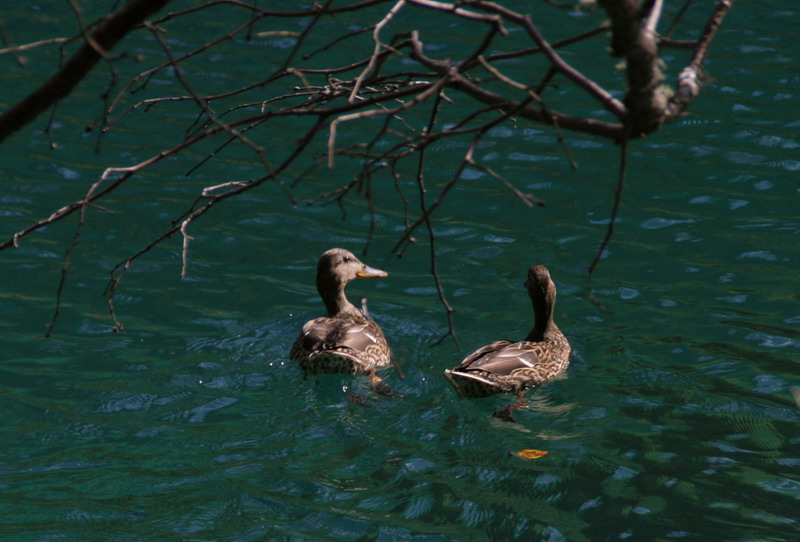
[
  {"left": 290, "top": 248, "right": 392, "bottom": 376},
  {"left": 444, "top": 265, "right": 571, "bottom": 409}
]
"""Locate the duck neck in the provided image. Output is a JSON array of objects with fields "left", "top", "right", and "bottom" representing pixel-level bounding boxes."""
[
  {"left": 525, "top": 292, "right": 555, "bottom": 342},
  {"left": 318, "top": 277, "right": 357, "bottom": 316}
]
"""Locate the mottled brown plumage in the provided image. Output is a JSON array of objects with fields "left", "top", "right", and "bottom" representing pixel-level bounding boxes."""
[
  {"left": 290, "top": 248, "right": 391, "bottom": 374},
  {"left": 444, "top": 265, "right": 571, "bottom": 398}
]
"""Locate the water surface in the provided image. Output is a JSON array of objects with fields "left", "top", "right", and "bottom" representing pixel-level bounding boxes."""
[{"left": 1, "top": 2, "right": 798, "bottom": 540}]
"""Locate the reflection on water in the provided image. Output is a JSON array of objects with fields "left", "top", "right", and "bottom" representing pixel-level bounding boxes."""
[{"left": 2, "top": 3, "right": 800, "bottom": 541}]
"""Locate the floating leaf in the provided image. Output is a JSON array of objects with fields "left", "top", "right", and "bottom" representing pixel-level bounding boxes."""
[{"left": 511, "top": 448, "right": 549, "bottom": 460}]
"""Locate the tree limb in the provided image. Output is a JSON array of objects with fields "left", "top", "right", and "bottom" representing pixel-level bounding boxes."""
[
  {"left": 665, "top": 0, "right": 734, "bottom": 120},
  {"left": 0, "top": 0, "right": 170, "bottom": 143}
]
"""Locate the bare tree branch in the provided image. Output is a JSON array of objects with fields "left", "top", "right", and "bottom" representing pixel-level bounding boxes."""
[
  {"left": 0, "top": 0, "right": 170, "bottom": 142},
  {"left": 665, "top": 0, "right": 734, "bottom": 119},
  {"left": 589, "top": 140, "right": 628, "bottom": 277},
  {"left": 599, "top": 0, "right": 734, "bottom": 135},
  {"left": 407, "top": 31, "right": 626, "bottom": 140},
  {"left": 414, "top": 90, "right": 461, "bottom": 349},
  {"left": 0, "top": 0, "right": 736, "bottom": 334},
  {"left": 350, "top": 0, "right": 408, "bottom": 103}
]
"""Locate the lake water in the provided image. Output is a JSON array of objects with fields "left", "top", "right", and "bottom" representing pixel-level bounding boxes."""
[{"left": 1, "top": 2, "right": 798, "bottom": 540}]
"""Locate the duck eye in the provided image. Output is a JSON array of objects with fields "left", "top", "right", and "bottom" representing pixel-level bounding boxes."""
[{"left": 342, "top": 256, "right": 352, "bottom": 263}]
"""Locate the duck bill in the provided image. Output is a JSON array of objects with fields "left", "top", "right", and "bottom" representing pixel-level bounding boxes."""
[{"left": 357, "top": 264, "right": 388, "bottom": 278}]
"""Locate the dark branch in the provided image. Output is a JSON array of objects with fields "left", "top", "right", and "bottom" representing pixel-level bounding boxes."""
[{"left": 0, "top": 0, "right": 170, "bottom": 143}]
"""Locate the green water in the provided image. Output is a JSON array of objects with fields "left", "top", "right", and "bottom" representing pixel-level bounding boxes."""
[{"left": 2, "top": 2, "right": 799, "bottom": 540}]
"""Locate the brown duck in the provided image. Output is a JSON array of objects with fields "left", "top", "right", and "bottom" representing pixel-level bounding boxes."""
[
  {"left": 444, "top": 265, "right": 571, "bottom": 402},
  {"left": 290, "top": 248, "right": 392, "bottom": 376}
]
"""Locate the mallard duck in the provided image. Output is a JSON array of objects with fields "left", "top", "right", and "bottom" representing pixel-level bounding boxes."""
[
  {"left": 444, "top": 265, "right": 571, "bottom": 403},
  {"left": 290, "top": 248, "right": 392, "bottom": 376}
]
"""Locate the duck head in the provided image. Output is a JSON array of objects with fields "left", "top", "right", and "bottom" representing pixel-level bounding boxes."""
[{"left": 316, "top": 248, "right": 387, "bottom": 315}]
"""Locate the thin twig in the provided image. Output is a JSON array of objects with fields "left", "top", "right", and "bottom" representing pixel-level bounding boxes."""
[
  {"left": 665, "top": 0, "right": 695, "bottom": 38},
  {"left": 467, "top": 160, "right": 545, "bottom": 207},
  {"left": 144, "top": 22, "right": 269, "bottom": 171},
  {"left": 408, "top": 0, "right": 506, "bottom": 28},
  {"left": 329, "top": 72, "right": 450, "bottom": 167},
  {"left": 416, "top": 90, "right": 461, "bottom": 349},
  {"left": 644, "top": 0, "right": 664, "bottom": 36},
  {"left": 665, "top": 0, "right": 734, "bottom": 120},
  {"left": 45, "top": 203, "right": 88, "bottom": 337},
  {"left": 588, "top": 139, "right": 627, "bottom": 276},
  {"left": 349, "top": 0, "right": 406, "bottom": 103},
  {"left": 484, "top": 23, "right": 609, "bottom": 64},
  {"left": 0, "top": 18, "right": 28, "bottom": 65},
  {"left": 180, "top": 218, "right": 195, "bottom": 278},
  {"left": 68, "top": 0, "right": 110, "bottom": 61},
  {"left": 477, "top": 55, "right": 528, "bottom": 91},
  {"left": 0, "top": 36, "right": 69, "bottom": 58},
  {"left": 408, "top": 31, "right": 626, "bottom": 140},
  {"left": 105, "top": 259, "right": 131, "bottom": 332},
  {"left": 391, "top": 94, "right": 536, "bottom": 254},
  {"left": 100, "top": 117, "right": 328, "bottom": 325},
  {"left": 303, "top": 24, "right": 375, "bottom": 60}
]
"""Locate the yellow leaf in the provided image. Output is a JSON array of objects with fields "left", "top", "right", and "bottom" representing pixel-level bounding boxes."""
[{"left": 512, "top": 449, "right": 548, "bottom": 460}]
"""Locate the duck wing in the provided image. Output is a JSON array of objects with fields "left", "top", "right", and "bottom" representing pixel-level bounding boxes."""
[
  {"left": 457, "top": 340, "right": 542, "bottom": 376},
  {"left": 304, "top": 315, "right": 384, "bottom": 351}
]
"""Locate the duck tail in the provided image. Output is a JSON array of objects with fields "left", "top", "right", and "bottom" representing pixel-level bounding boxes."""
[{"left": 444, "top": 369, "right": 502, "bottom": 399}]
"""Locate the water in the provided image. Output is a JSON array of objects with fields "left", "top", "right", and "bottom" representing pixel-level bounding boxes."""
[{"left": 2, "top": 1, "right": 799, "bottom": 540}]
